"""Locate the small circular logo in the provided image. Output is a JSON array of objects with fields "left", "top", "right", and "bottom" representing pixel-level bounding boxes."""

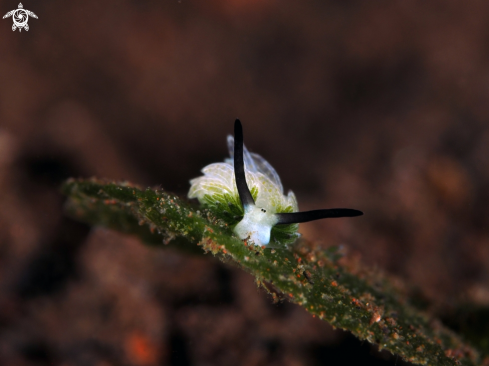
[{"left": 13, "top": 8, "right": 28, "bottom": 28}]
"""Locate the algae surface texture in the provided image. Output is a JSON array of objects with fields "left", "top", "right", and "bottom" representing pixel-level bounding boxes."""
[{"left": 63, "top": 178, "right": 486, "bottom": 366}]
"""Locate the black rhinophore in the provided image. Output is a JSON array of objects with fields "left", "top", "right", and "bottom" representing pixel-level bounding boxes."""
[{"left": 233, "top": 119, "right": 363, "bottom": 224}]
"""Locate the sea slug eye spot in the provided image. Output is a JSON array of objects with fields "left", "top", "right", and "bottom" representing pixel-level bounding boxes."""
[{"left": 261, "top": 208, "right": 266, "bottom": 213}]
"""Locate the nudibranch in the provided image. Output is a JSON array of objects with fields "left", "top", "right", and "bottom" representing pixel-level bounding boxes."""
[{"left": 188, "top": 119, "right": 363, "bottom": 246}]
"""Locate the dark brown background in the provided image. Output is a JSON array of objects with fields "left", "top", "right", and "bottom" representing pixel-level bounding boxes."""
[{"left": 0, "top": 0, "right": 488, "bottom": 365}]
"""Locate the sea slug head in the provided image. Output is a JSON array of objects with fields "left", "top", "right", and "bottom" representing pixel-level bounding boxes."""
[{"left": 234, "top": 205, "right": 278, "bottom": 245}]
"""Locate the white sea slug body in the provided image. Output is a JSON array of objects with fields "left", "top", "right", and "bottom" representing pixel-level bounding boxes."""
[
  {"left": 189, "top": 136, "right": 298, "bottom": 245},
  {"left": 189, "top": 120, "right": 363, "bottom": 246}
]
